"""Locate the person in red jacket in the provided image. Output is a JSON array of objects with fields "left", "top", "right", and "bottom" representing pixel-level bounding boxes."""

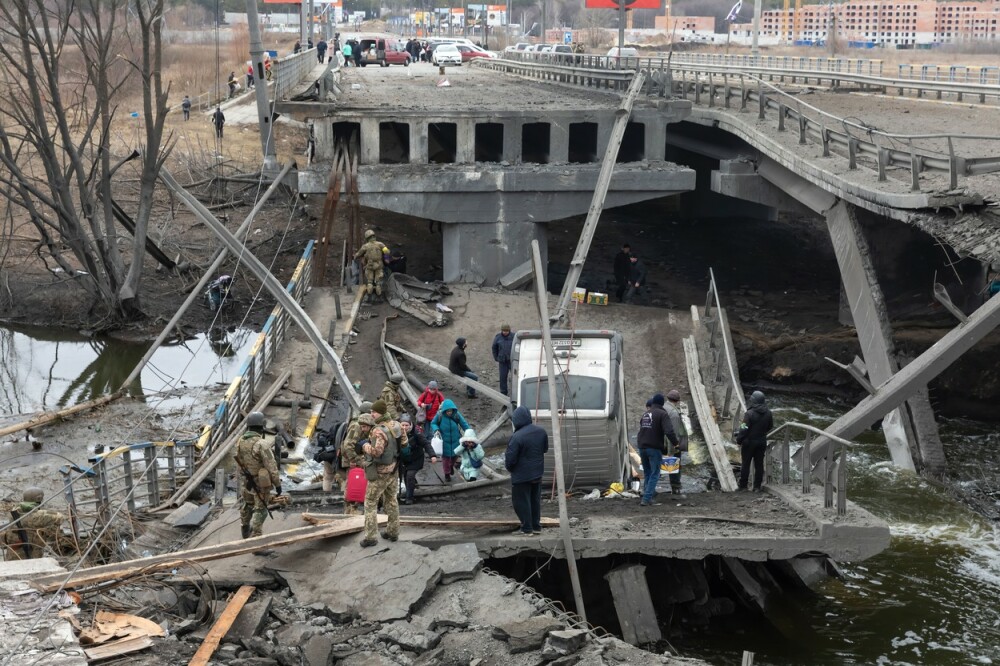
[{"left": 417, "top": 380, "right": 444, "bottom": 425}]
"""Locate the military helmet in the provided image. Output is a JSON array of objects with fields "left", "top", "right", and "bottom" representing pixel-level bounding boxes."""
[
  {"left": 358, "top": 414, "right": 376, "bottom": 426},
  {"left": 247, "top": 411, "right": 266, "bottom": 428},
  {"left": 390, "top": 373, "right": 404, "bottom": 385},
  {"left": 23, "top": 487, "right": 44, "bottom": 503},
  {"left": 364, "top": 229, "right": 376, "bottom": 239},
  {"left": 359, "top": 401, "right": 373, "bottom": 413}
]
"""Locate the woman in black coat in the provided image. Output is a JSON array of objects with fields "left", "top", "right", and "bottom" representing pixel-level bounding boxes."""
[{"left": 399, "top": 414, "right": 438, "bottom": 504}]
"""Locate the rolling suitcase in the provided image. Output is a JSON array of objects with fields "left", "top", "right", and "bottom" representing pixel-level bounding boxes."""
[{"left": 345, "top": 467, "right": 368, "bottom": 503}]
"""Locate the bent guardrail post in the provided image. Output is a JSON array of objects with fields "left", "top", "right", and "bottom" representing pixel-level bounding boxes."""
[{"left": 160, "top": 168, "right": 361, "bottom": 412}]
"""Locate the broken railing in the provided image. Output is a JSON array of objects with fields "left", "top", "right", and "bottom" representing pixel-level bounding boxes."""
[
  {"left": 766, "top": 422, "right": 854, "bottom": 516},
  {"left": 273, "top": 48, "right": 321, "bottom": 100},
  {"left": 703, "top": 267, "right": 746, "bottom": 435}
]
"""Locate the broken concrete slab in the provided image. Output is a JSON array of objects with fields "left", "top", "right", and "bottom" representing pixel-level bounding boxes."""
[
  {"left": 282, "top": 541, "right": 441, "bottom": 622},
  {"left": 163, "top": 501, "right": 199, "bottom": 526},
  {"left": 0, "top": 557, "right": 65, "bottom": 581},
  {"left": 173, "top": 502, "right": 214, "bottom": 528},
  {"left": 275, "top": 622, "right": 317, "bottom": 646},
  {"left": 492, "top": 616, "right": 565, "bottom": 653},
  {"left": 434, "top": 542, "right": 482, "bottom": 583},
  {"left": 542, "top": 629, "right": 589, "bottom": 658},
  {"left": 302, "top": 634, "right": 335, "bottom": 666},
  {"left": 377, "top": 620, "right": 441, "bottom": 653},
  {"left": 339, "top": 652, "right": 398, "bottom": 666},
  {"left": 225, "top": 597, "right": 274, "bottom": 643},
  {"left": 418, "top": 571, "right": 539, "bottom": 629}
]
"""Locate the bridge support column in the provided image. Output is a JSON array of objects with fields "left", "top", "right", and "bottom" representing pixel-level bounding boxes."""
[
  {"left": 502, "top": 119, "right": 520, "bottom": 163},
  {"left": 409, "top": 121, "right": 428, "bottom": 165},
  {"left": 441, "top": 220, "right": 547, "bottom": 286},
  {"left": 360, "top": 118, "right": 380, "bottom": 164},
  {"left": 644, "top": 122, "right": 666, "bottom": 162},
  {"left": 456, "top": 120, "right": 475, "bottom": 164},
  {"left": 826, "top": 200, "right": 945, "bottom": 475},
  {"left": 313, "top": 122, "right": 334, "bottom": 160},
  {"left": 550, "top": 122, "right": 570, "bottom": 163}
]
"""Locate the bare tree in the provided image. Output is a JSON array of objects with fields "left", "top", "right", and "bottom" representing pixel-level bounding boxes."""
[{"left": 0, "top": 0, "right": 170, "bottom": 322}]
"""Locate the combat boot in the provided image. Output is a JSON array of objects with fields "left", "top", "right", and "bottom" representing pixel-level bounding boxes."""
[{"left": 240, "top": 524, "right": 251, "bottom": 539}]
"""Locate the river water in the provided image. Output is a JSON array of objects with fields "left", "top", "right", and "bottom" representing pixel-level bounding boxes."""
[
  {"left": 676, "top": 394, "right": 1000, "bottom": 666},
  {"left": 0, "top": 324, "right": 255, "bottom": 419}
]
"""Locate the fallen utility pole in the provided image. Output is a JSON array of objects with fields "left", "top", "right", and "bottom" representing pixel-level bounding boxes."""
[
  {"left": 0, "top": 391, "right": 123, "bottom": 441},
  {"left": 384, "top": 342, "right": 512, "bottom": 409},
  {"left": 552, "top": 71, "right": 646, "bottom": 324},
  {"left": 160, "top": 168, "right": 362, "bottom": 411},
  {"left": 122, "top": 163, "right": 293, "bottom": 393},
  {"left": 155, "top": 370, "right": 290, "bottom": 511},
  {"left": 530, "top": 240, "right": 587, "bottom": 624},
  {"left": 245, "top": 0, "right": 278, "bottom": 172},
  {"left": 189, "top": 585, "right": 255, "bottom": 666},
  {"left": 33, "top": 517, "right": 370, "bottom": 593}
]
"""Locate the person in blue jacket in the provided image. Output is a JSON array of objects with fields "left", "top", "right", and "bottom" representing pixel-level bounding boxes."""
[
  {"left": 504, "top": 406, "right": 549, "bottom": 535},
  {"left": 430, "top": 399, "right": 469, "bottom": 482}
]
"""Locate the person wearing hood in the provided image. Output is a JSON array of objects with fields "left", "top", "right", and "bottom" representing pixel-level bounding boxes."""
[
  {"left": 663, "top": 389, "right": 689, "bottom": 495},
  {"left": 448, "top": 337, "right": 478, "bottom": 398},
  {"left": 430, "top": 398, "right": 470, "bottom": 482},
  {"left": 455, "top": 429, "right": 486, "bottom": 482},
  {"left": 417, "top": 380, "right": 445, "bottom": 425},
  {"left": 736, "top": 390, "right": 774, "bottom": 491},
  {"left": 636, "top": 393, "right": 678, "bottom": 506},
  {"left": 399, "top": 414, "right": 438, "bottom": 504},
  {"left": 504, "top": 406, "right": 549, "bottom": 535}
]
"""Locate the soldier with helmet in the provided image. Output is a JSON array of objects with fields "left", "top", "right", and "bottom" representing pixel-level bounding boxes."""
[
  {"left": 338, "top": 400, "right": 372, "bottom": 515},
  {"left": 356, "top": 412, "right": 406, "bottom": 547},
  {"left": 353, "top": 229, "right": 386, "bottom": 303},
  {"left": 2, "top": 488, "right": 65, "bottom": 560},
  {"left": 378, "top": 374, "right": 405, "bottom": 419},
  {"left": 234, "top": 411, "right": 281, "bottom": 538}
]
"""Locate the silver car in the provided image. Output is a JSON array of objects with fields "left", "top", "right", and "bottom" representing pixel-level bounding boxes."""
[{"left": 432, "top": 43, "right": 462, "bottom": 66}]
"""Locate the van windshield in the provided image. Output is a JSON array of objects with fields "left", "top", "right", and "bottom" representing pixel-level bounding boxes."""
[{"left": 519, "top": 375, "right": 607, "bottom": 411}]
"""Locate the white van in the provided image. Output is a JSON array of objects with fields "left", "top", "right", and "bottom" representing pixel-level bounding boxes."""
[{"left": 510, "top": 330, "right": 630, "bottom": 488}]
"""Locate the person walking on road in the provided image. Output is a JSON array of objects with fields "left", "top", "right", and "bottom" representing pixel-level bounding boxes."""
[
  {"left": 354, "top": 229, "right": 386, "bottom": 303},
  {"left": 455, "top": 429, "right": 486, "bottom": 482},
  {"left": 449, "top": 337, "right": 478, "bottom": 398},
  {"left": 429, "top": 398, "right": 469, "bottom": 482},
  {"left": 504, "top": 406, "right": 548, "bottom": 535},
  {"left": 342, "top": 40, "right": 353, "bottom": 66},
  {"left": 635, "top": 393, "right": 678, "bottom": 506},
  {"left": 211, "top": 107, "right": 225, "bottom": 139},
  {"left": 337, "top": 401, "right": 371, "bottom": 515},
  {"left": 736, "top": 391, "right": 774, "bottom": 491},
  {"left": 181, "top": 95, "right": 191, "bottom": 121},
  {"left": 416, "top": 380, "right": 445, "bottom": 427},
  {"left": 378, "top": 374, "right": 405, "bottom": 419},
  {"left": 624, "top": 254, "right": 647, "bottom": 304},
  {"left": 491, "top": 324, "right": 514, "bottom": 396},
  {"left": 234, "top": 412, "right": 281, "bottom": 538},
  {"left": 357, "top": 414, "right": 406, "bottom": 547},
  {"left": 317, "top": 38, "right": 328, "bottom": 63},
  {"left": 399, "top": 414, "right": 438, "bottom": 504},
  {"left": 227, "top": 71, "right": 237, "bottom": 98},
  {"left": 613, "top": 243, "right": 631, "bottom": 302},
  {"left": 663, "top": 389, "right": 689, "bottom": 495}
]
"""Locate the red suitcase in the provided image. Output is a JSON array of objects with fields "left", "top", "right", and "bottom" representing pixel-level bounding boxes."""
[{"left": 345, "top": 467, "right": 368, "bottom": 503}]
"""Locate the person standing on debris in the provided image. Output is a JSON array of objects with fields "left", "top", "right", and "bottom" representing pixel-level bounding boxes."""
[
  {"left": 624, "top": 254, "right": 647, "bottom": 304},
  {"left": 399, "top": 414, "right": 438, "bottom": 504},
  {"left": 378, "top": 374, "right": 405, "bottom": 419},
  {"left": 227, "top": 71, "right": 237, "bottom": 98},
  {"left": 504, "top": 406, "right": 548, "bottom": 535},
  {"left": 449, "top": 337, "right": 478, "bottom": 399},
  {"left": 430, "top": 399, "right": 469, "bottom": 482},
  {"left": 636, "top": 394, "right": 678, "bottom": 506},
  {"left": 354, "top": 229, "right": 386, "bottom": 304},
  {"left": 181, "top": 95, "right": 192, "bottom": 121},
  {"left": 613, "top": 243, "right": 632, "bottom": 302},
  {"left": 663, "top": 389, "right": 689, "bottom": 495},
  {"left": 234, "top": 412, "right": 281, "bottom": 538},
  {"left": 416, "top": 380, "right": 445, "bottom": 426},
  {"left": 736, "top": 391, "right": 774, "bottom": 491},
  {"left": 357, "top": 413, "right": 406, "bottom": 547},
  {"left": 341, "top": 40, "right": 353, "bottom": 66},
  {"left": 2, "top": 488, "right": 64, "bottom": 560},
  {"left": 337, "top": 401, "right": 372, "bottom": 514},
  {"left": 456, "top": 429, "right": 486, "bottom": 482},
  {"left": 491, "top": 324, "right": 515, "bottom": 397},
  {"left": 317, "top": 38, "right": 328, "bottom": 63},
  {"left": 211, "top": 106, "right": 225, "bottom": 139}
]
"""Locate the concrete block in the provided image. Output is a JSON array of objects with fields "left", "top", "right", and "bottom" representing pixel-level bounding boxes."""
[
  {"left": 377, "top": 620, "right": 441, "bottom": 653},
  {"left": 498, "top": 260, "right": 533, "bottom": 290},
  {"left": 0, "top": 557, "right": 66, "bottom": 581},
  {"left": 435, "top": 543, "right": 482, "bottom": 584},
  {"left": 225, "top": 597, "right": 274, "bottom": 643},
  {"left": 492, "top": 616, "right": 564, "bottom": 653},
  {"left": 543, "top": 629, "right": 589, "bottom": 657},
  {"left": 174, "top": 502, "right": 213, "bottom": 528},
  {"left": 604, "top": 564, "right": 661, "bottom": 646},
  {"left": 419, "top": 571, "right": 536, "bottom": 628},
  {"left": 163, "top": 501, "right": 199, "bottom": 526},
  {"left": 302, "top": 635, "right": 335, "bottom": 666}
]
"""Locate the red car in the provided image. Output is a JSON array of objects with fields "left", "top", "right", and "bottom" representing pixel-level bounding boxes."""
[
  {"left": 358, "top": 37, "right": 412, "bottom": 67},
  {"left": 456, "top": 44, "right": 496, "bottom": 62}
]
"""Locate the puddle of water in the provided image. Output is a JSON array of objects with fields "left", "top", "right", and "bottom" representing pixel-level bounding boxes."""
[{"left": 0, "top": 324, "right": 256, "bottom": 418}]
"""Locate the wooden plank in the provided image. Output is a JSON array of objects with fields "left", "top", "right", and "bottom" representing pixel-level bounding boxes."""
[
  {"left": 683, "top": 335, "right": 739, "bottom": 491},
  {"left": 301, "top": 513, "right": 559, "bottom": 528},
  {"left": 721, "top": 557, "right": 768, "bottom": 613},
  {"left": 604, "top": 564, "right": 661, "bottom": 645},
  {"left": 84, "top": 635, "right": 154, "bottom": 661},
  {"left": 33, "top": 517, "right": 367, "bottom": 593},
  {"left": 189, "top": 585, "right": 255, "bottom": 666},
  {"left": 0, "top": 391, "right": 123, "bottom": 440}
]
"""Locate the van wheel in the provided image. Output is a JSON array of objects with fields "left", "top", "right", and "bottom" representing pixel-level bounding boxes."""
[{"left": 404, "top": 58, "right": 409, "bottom": 67}]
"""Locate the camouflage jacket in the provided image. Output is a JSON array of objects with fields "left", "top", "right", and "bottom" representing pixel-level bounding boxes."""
[
  {"left": 3, "top": 502, "right": 64, "bottom": 559},
  {"left": 339, "top": 418, "right": 364, "bottom": 469},
  {"left": 378, "top": 383, "right": 403, "bottom": 419},
  {"left": 354, "top": 240, "right": 385, "bottom": 268},
  {"left": 362, "top": 420, "right": 407, "bottom": 476},
  {"left": 235, "top": 431, "right": 280, "bottom": 491}
]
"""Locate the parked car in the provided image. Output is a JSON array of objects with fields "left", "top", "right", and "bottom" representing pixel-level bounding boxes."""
[
  {"left": 531, "top": 43, "right": 551, "bottom": 52},
  {"left": 432, "top": 43, "right": 463, "bottom": 66},
  {"left": 551, "top": 44, "right": 576, "bottom": 64},
  {"left": 357, "top": 37, "right": 411, "bottom": 67},
  {"left": 456, "top": 44, "right": 495, "bottom": 61},
  {"left": 505, "top": 42, "right": 531, "bottom": 53},
  {"left": 605, "top": 46, "right": 639, "bottom": 68}
]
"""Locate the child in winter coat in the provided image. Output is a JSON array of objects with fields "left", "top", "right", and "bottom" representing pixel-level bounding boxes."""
[{"left": 455, "top": 429, "right": 485, "bottom": 482}]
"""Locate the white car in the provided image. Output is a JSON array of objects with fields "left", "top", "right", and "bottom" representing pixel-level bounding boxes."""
[
  {"left": 432, "top": 43, "right": 462, "bottom": 66},
  {"left": 606, "top": 46, "right": 639, "bottom": 68}
]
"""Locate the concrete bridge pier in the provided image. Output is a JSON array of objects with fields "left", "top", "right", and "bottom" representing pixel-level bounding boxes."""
[{"left": 442, "top": 220, "right": 548, "bottom": 284}]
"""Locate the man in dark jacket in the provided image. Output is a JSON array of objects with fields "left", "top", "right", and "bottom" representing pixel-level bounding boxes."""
[
  {"left": 491, "top": 324, "right": 514, "bottom": 396},
  {"left": 736, "top": 391, "right": 774, "bottom": 491},
  {"left": 504, "top": 406, "right": 549, "bottom": 535},
  {"left": 317, "top": 38, "right": 328, "bottom": 63},
  {"left": 624, "top": 254, "right": 647, "bottom": 304},
  {"left": 635, "top": 393, "right": 678, "bottom": 506},
  {"left": 398, "top": 414, "right": 438, "bottom": 504},
  {"left": 448, "top": 337, "right": 478, "bottom": 398},
  {"left": 613, "top": 243, "right": 631, "bottom": 302}
]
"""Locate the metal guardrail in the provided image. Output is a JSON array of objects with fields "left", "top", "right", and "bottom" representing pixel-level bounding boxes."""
[
  {"left": 473, "top": 57, "right": 633, "bottom": 92},
  {"left": 703, "top": 268, "right": 745, "bottom": 432},
  {"left": 60, "top": 241, "right": 316, "bottom": 535},
  {"left": 766, "top": 421, "right": 852, "bottom": 516}
]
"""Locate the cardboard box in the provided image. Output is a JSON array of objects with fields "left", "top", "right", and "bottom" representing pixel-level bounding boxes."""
[
  {"left": 587, "top": 292, "right": 608, "bottom": 305},
  {"left": 571, "top": 287, "right": 587, "bottom": 304}
]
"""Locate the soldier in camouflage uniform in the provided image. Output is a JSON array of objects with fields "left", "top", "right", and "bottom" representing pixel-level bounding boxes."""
[
  {"left": 353, "top": 229, "right": 385, "bottom": 302},
  {"left": 357, "top": 412, "right": 407, "bottom": 547},
  {"left": 2, "top": 488, "right": 64, "bottom": 560},
  {"left": 378, "top": 375, "right": 405, "bottom": 420},
  {"left": 234, "top": 412, "right": 281, "bottom": 538},
  {"left": 337, "top": 401, "right": 371, "bottom": 516}
]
